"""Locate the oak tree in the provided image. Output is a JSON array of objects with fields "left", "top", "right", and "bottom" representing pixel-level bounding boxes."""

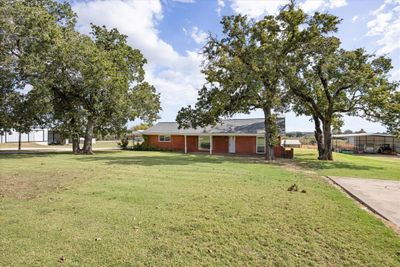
[
  {"left": 39, "top": 25, "right": 161, "bottom": 154},
  {"left": 286, "top": 21, "right": 395, "bottom": 160},
  {"left": 177, "top": 4, "right": 306, "bottom": 160}
]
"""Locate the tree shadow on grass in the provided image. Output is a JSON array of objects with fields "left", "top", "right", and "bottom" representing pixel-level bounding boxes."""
[
  {"left": 3, "top": 149, "right": 379, "bottom": 171},
  {"left": 73, "top": 153, "right": 233, "bottom": 166},
  {"left": 0, "top": 150, "right": 263, "bottom": 166},
  {"left": 293, "top": 156, "right": 384, "bottom": 172},
  {"left": 71, "top": 151, "right": 276, "bottom": 167}
]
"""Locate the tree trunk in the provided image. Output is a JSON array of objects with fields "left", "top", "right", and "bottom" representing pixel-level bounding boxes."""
[
  {"left": 72, "top": 133, "right": 81, "bottom": 154},
  {"left": 312, "top": 115, "right": 324, "bottom": 159},
  {"left": 82, "top": 117, "right": 95, "bottom": 154},
  {"left": 320, "top": 119, "right": 333, "bottom": 160},
  {"left": 263, "top": 107, "right": 275, "bottom": 161},
  {"left": 18, "top": 132, "right": 21, "bottom": 151}
]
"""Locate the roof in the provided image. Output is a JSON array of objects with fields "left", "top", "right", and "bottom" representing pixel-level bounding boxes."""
[
  {"left": 131, "top": 130, "right": 144, "bottom": 135},
  {"left": 143, "top": 118, "right": 285, "bottom": 136},
  {"left": 333, "top": 133, "right": 394, "bottom": 138},
  {"left": 281, "top": 139, "right": 301, "bottom": 145}
]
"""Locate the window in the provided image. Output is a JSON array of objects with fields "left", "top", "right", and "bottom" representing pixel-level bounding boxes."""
[
  {"left": 158, "top": 135, "right": 171, "bottom": 142},
  {"left": 198, "top": 136, "right": 211, "bottom": 150},
  {"left": 256, "top": 137, "right": 265, "bottom": 154}
]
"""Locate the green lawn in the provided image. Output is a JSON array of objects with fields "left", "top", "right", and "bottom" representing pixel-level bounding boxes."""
[
  {"left": 0, "top": 151, "right": 399, "bottom": 266},
  {"left": 0, "top": 142, "right": 52, "bottom": 149},
  {"left": 294, "top": 148, "right": 400, "bottom": 180}
]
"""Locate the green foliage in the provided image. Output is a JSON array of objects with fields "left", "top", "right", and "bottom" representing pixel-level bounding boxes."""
[
  {"left": 285, "top": 11, "right": 396, "bottom": 160},
  {"left": 131, "top": 123, "right": 151, "bottom": 131},
  {"left": 54, "top": 25, "right": 160, "bottom": 153},
  {"left": 365, "top": 89, "right": 400, "bottom": 137},
  {"left": 132, "top": 142, "right": 159, "bottom": 151},
  {"left": 177, "top": 4, "right": 309, "bottom": 159},
  {"left": 1, "top": 1, "right": 161, "bottom": 154},
  {"left": 118, "top": 136, "right": 129, "bottom": 149},
  {"left": 286, "top": 131, "right": 308, "bottom": 138},
  {"left": 9, "top": 90, "right": 50, "bottom": 134},
  {"left": 0, "top": 0, "right": 75, "bottom": 132}
]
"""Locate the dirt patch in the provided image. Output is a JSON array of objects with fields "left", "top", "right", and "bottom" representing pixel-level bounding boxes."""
[
  {"left": 277, "top": 160, "right": 318, "bottom": 176},
  {"left": 0, "top": 170, "right": 83, "bottom": 199}
]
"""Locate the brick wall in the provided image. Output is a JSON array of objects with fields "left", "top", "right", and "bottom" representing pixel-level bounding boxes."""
[
  {"left": 146, "top": 135, "right": 185, "bottom": 151},
  {"left": 145, "top": 134, "right": 292, "bottom": 158},
  {"left": 236, "top": 136, "right": 258, "bottom": 155},
  {"left": 274, "top": 146, "right": 294, "bottom": 158},
  {"left": 213, "top": 136, "right": 229, "bottom": 154}
]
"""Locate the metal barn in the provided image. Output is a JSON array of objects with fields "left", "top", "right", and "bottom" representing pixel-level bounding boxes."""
[
  {"left": 333, "top": 133, "right": 400, "bottom": 154},
  {"left": 0, "top": 129, "right": 66, "bottom": 145}
]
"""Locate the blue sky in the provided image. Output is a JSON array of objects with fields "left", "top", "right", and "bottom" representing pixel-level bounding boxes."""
[{"left": 71, "top": 0, "right": 400, "bottom": 132}]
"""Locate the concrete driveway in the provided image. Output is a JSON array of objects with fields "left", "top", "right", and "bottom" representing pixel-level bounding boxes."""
[{"left": 330, "top": 176, "right": 400, "bottom": 228}]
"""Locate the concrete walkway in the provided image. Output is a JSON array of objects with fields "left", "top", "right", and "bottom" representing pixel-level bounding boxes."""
[{"left": 329, "top": 176, "right": 400, "bottom": 228}]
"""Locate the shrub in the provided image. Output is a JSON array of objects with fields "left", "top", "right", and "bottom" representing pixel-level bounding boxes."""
[
  {"left": 118, "top": 136, "right": 129, "bottom": 149},
  {"left": 132, "top": 142, "right": 159, "bottom": 151}
]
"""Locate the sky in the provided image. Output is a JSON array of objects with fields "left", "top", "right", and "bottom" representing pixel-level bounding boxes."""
[{"left": 71, "top": 0, "right": 400, "bottom": 133}]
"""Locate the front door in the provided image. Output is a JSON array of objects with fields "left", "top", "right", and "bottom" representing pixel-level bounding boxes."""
[{"left": 229, "top": 136, "right": 236, "bottom": 153}]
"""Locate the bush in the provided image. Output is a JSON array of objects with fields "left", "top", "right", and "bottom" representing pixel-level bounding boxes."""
[
  {"left": 118, "top": 136, "right": 129, "bottom": 149},
  {"left": 132, "top": 142, "right": 159, "bottom": 151}
]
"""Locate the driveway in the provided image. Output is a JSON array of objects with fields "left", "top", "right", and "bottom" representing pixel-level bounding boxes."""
[{"left": 330, "top": 176, "right": 400, "bottom": 228}]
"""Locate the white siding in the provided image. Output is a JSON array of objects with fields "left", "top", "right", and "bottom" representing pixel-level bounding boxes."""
[{"left": 0, "top": 129, "right": 48, "bottom": 143}]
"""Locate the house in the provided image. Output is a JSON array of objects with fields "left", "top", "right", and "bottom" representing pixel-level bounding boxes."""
[
  {"left": 281, "top": 139, "right": 302, "bottom": 148},
  {"left": 142, "top": 118, "right": 293, "bottom": 158},
  {"left": 332, "top": 133, "right": 400, "bottom": 154}
]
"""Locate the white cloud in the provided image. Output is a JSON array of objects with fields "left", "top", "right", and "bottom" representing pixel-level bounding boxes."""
[
  {"left": 228, "top": 0, "right": 288, "bottom": 17},
  {"left": 72, "top": 0, "right": 204, "bottom": 120},
  {"left": 352, "top": 15, "right": 359, "bottom": 22},
  {"left": 329, "top": 0, "right": 347, "bottom": 9},
  {"left": 190, "top": 26, "right": 208, "bottom": 44},
  {"left": 216, "top": 0, "right": 225, "bottom": 16},
  {"left": 226, "top": 0, "right": 347, "bottom": 18},
  {"left": 367, "top": 0, "right": 400, "bottom": 55},
  {"left": 300, "top": 0, "right": 324, "bottom": 13},
  {"left": 300, "top": 0, "right": 347, "bottom": 14}
]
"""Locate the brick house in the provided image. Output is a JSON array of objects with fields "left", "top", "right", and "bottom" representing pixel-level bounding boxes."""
[{"left": 142, "top": 118, "right": 293, "bottom": 158}]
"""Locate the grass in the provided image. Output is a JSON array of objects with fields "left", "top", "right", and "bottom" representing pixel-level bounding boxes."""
[
  {"left": 294, "top": 148, "right": 400, "bottom": 180},
  {"left": 0, "top": 151, "right": 399, "bottom": 266},
  {"left": 0, "top": 142, "right": 50, "bottom": 149}
]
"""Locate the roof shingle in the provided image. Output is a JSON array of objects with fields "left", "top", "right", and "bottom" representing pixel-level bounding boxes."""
[{"left": 143, "top": 118, "right": 285, "bottom": 135}]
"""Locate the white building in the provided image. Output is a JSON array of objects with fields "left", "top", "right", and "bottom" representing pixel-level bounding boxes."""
[{"left": 0, "top": 129, "right": 65, "bottom": 145}]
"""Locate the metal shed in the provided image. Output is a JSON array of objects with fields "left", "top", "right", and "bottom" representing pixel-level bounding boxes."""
[
  {"left": 332, "top": 133, "right": 400, "bottom": 154},
  {"left": 281, "top": 139, "right": 302, "bottom": 148}
]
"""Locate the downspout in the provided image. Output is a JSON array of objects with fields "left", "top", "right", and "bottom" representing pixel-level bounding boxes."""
[
  {"left": 210, "top": 135, "right": 213, "bottom": 155},
  {"left": 184, "top": 135, "right": 187, "bottom": 154}
]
